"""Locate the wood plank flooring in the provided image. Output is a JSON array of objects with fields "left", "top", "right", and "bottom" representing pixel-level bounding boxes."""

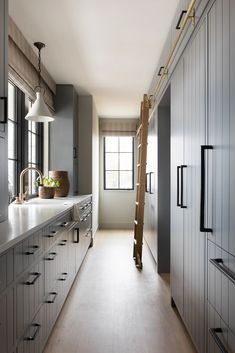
[{"left": 43, "top": 230, "right": 196, "bottom": 353}]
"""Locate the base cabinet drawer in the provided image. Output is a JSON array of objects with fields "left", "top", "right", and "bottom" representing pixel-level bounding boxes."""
[
  {"left": 208, "top": 303, "right": 235, "bottom": 353},
  {"left": 16, "top": 260, "right": 44, "bottom": 340},
  {"left": 17, "top": 304, "right": 47, "bottom": 353}
]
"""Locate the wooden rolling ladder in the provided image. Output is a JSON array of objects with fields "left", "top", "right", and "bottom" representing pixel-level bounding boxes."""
[{"left": 133, "top": 94, "right": 151, "bottom": 269}]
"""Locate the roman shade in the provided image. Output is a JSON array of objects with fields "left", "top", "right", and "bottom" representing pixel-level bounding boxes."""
[
  {"left": 8, "top": 17, "right": 56, "bottom": 111},
  {"left": 99, "top": 118, "right": 138, "bottom": 136}
]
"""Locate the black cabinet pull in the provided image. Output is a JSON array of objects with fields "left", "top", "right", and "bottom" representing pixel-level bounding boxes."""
[
  {"left": 209, "top": 258, "right": 235, "bottom": 285},
  {"left": 200, "top": 145, "right": 213, "bottom": 232},
  {"left": 149, "top": 172, "right": 154, "bottom": 194},
  {"left": 58, "top": 240, "right": 67, "bottom": 246},
  {"left": 0, "top": 97, "right": 8, "bottom": 124},
  {"left": 181, "top": 165, "right": 187, "bottom": 208},
  {"left": 177, "top": 166, "right": 181, "bottom": 207},
  {"left": 176, "top": 10, "right": 187, "bottom": 29},
  {"left": 46, "top": 230, "right": 58, "bottom": 238},
  {"left": 145, "top": 173, "right": 149, "bottom": 193},
  {"left": 46, "top": 292, "right": 58, "bottom": 304},
  {"left": 25, "top": 245, "right": 39, "bottom": 255},
  {"left": 158, "top": 66, "right": 165, "bottom": 76},
  {"left": 209, "top": 328, "right": 228, "bottom": 353},
  {"left": 45, "top": 252, "right": 57, "bottom": 261},
  {"left": 25, "top": 323, "right": 41, "bottom": 341},
  {"left": 25, "top": 272, "right": 41, "bottom": 285},
  {"left": 60, "top": 221, "right": 69, "bottom": 227},
  {"left": 74, "top": 227, "right": 79, "bottom": 243},
  {"left": 58, "top": 272, "right": 68, "bottom": 281}
]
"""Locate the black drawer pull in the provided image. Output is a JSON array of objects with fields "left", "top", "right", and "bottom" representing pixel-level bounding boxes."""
[
  {"left": 58, "top": 240, "right": 67, "bottom": 246},
  {"left": 209, "top": 258, "right": 235, "bottom": 285},
  {"left": 176, "top": 10, "right": 187, "bottom": 29},
  {"left": 60, "top": 221, "right": 69, "bottom": 227},
  {"left": 25, "top": 272, "right": 41, "bottom": 285},
  {"left": 46, "top": 292, "right": 58, "bottom": 304},
  {"left": 58, "top": 272, "right": 68, "bottom": 281},
  {"left": 0, "top": 97, "right": 8, "bottom": 124},
  {"left": 200, "top": 145, "right": 213, "bottom": 232},
  {"left": 181, "top": 165, "right": 187, "bottom": 208},
  {"left": 209, "top": 328, "right": 228, "bottom": 353},
  {"left": 45, "top": 252, "right": 57, "bottom": 261},
  {"left": 46, "top": 230, "right": 58, "bottom": 238},
  {"left": 25, "top": 245, "right": 39, "bottom": 255},
  {"left": 25, "top": 323, "right": 41, "bottom": 341},
  {"left": 158, "top": 66, "right": 165, "bottom": 76}
]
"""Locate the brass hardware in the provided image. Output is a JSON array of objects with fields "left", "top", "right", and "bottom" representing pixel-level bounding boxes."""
[
  {"left": 19, "top": 167, "right": 43, "bottom": 203},
  {"left": 148, "top": 0, "right": 196, "bottom": 117}
]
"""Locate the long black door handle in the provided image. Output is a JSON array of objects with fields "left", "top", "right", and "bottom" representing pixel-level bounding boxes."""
[
  {"left": 149, "top": 172, "right": 154, "bottom": 194},
  {"left": 209, "top": 258, "right": 235, "bottom": 285},
  {"left": 209, "top": 328, "right": 228, "bottom": 353},
  {"left": 158, "top": 66, "right": 165, "bottom": 76},
  {"left": 145, "top": 173, "right": 149, "bottom": 193},
  {"left": 177, "top": 166, "right": 181, "bottom": 207},
  {"left": 200, "top": 145, "right": 213, "bottom": 232},
  {"left": 176, "top": 10, "right": 187, "bottom": 29},
  {"left": 181, "top": 165, "right": 187, "bottom": 208},
  {"left": 0, "top": 97, "right": 7, "bottom": 124}
]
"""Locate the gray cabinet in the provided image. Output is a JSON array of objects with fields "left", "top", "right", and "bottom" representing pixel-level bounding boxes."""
[
  {"left": 170, "top": 18, "right": 206, "bottom": 353},
  {"left": 50, "top": 85, "right": 78, "bottom": 195},
  {"left": 0, "top": 197, "right": 92, "bottom": 353},
  {"left": 0, "top": 0, "right": 8, "bottom": 222}
]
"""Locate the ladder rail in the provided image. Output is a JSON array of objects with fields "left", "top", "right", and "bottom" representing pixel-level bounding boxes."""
[{"left": 133, "top": 94, "right": 150, "bottom": 268}]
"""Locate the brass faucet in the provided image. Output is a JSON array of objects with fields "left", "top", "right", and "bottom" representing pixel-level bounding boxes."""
[{"left": 18, "top": 167, "right": 43, "bottom": 203}]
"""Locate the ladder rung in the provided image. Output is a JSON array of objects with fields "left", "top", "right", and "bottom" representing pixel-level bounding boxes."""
[{"left": 136, "top": 124, "right": 142, "bottom": 136}]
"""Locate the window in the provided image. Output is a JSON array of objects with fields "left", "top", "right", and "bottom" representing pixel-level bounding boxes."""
[
  {"left": 7, "top": 82, "right": 43, "bottom": 202},
  {"left": 104, "top": 136, "right": 134, "bottom": 190}
]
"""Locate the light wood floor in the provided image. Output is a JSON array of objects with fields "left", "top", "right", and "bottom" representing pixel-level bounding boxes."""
[{"left": 43, "top": 230, "right": 196, "bottom": 353}]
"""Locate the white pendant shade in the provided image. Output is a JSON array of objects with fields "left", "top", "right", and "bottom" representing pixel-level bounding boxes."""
[{"left": 25, "top": 92, "right": 54, "bottom": 122}]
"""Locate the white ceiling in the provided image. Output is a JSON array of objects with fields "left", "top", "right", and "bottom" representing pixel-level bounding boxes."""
[{"left": 9, "top": 0, "right": 179, "bottom": 118}]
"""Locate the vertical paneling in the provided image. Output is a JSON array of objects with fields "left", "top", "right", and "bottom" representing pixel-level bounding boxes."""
[
  {"left": 184, "top": 20, "right": 207, "bottom": 353},
  {"left": 207, "top": 0, "right": 230, "bottom": 252},
  {"left": 229, "top": 0, "right": 235, "bottom": 257},
  {"left": 170, "top": 59, "right": 184, "bottom": 315}
]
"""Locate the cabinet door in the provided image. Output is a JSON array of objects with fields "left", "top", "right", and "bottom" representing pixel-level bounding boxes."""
[
  {"left": 0, "top": 0, "right": 7, "bottom": 131},
  {"left": 183, "top": 20, "right": 206, "bottom": 352},
  {"left": 0, "top": 288, "right": 14, "bottom": 353},
  {"left": 207, "top": 0, "right": 230, "bottom": 253},
  {"left": 170, "top": 59, "right": 184, "bottom": 315}
]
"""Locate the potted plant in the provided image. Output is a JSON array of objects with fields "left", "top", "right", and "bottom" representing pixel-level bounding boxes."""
[{"left": 34, "top": 176, "right": 60, "bottom": 199}]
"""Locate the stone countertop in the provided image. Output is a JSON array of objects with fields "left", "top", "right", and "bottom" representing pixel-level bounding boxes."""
[{"left": 0, "top": 195, "right": 92, "bottom": 255}]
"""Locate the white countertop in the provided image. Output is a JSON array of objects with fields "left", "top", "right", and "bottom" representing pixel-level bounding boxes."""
[{"left": 0, "top": 195, "right": 91, "bottom": 255}]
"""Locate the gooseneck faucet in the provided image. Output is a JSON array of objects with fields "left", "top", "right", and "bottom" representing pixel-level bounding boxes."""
[{"left": 19, "top": 166, "right": 43, "bottom": 202}]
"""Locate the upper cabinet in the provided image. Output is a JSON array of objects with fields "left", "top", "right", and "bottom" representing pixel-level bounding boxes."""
[{"left": 0, "top": 0, "right": 8, "bottom": 222}]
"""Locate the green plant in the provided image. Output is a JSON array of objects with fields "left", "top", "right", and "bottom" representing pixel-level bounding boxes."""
[{"left": 34, "top": 175, "right": 60, "bottom": 188}]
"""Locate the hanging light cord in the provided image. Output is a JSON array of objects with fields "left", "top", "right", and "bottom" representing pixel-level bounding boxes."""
[{"left": 38, "top": 47, "right": 42, "bottom": 87}]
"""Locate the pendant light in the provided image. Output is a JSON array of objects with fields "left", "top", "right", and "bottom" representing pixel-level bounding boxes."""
[{"left": 25, "top": 42, "right": 54, "bottom": 123}]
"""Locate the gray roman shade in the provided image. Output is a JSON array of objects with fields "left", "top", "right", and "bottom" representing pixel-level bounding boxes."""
[
  {"left": 8, "top": 17, "right": 56, "bottom": 111},
  {"left": 99, "top": 118, "right": 138, "bottom": 136}
]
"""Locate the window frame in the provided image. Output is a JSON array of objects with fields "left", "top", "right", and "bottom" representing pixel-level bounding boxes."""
[
  {"left": 7, "top": 81, "right": 44, "bottom": 201},
  {"left": 103, "top": 136, "right": 134, "bottom": 191}
]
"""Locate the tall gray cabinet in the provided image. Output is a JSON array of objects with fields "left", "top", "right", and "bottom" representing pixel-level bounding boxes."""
[
  {"left": 171, "top": 0, "right": 235, "bottom": 352},
  {"left": 0, "top": 0, "right": 8, "bottom": 222},
  {"left": 171, "top": 18, "right": 206, "bottom": 353},
  {"left": 50, "top": 85, "right": 78, "bottom": 195}
]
